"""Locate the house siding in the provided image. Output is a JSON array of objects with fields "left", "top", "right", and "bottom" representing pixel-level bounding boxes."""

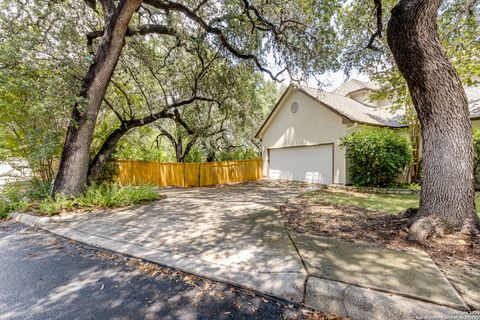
[{"left": 260, "top": 89, "right": 350, "bottom": 184}]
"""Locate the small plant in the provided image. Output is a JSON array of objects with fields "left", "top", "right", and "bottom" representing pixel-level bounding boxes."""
[
  {"left": 0, "top": 181, "right": 31, "bottom": 216},
  {"left": 387, "top": 183, "right": 421, "bottom": 191},
  {"left": 341, "top": 128, "right": 413, "bottom": 187},
  {"left": 95, "top": 161, "right": 119, "bottom": 184},
  {"left": 0, "top": 180, "right": 160, "bottom": 216}
]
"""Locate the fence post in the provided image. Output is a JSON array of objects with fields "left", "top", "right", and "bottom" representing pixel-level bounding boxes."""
[
  {"left": 183, "top": 162, "right": 186, "bottom": 188},
  {"left": 198, "top": 163, "right": 201, "bottom": 187}
]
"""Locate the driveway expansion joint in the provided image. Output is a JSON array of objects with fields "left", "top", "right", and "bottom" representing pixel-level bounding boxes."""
[
  {"left": 341, "top": 284, "right": 352, "bottom": 319},
  {"left": 284, "top": 226, "right": 311, "bottom": 305}
]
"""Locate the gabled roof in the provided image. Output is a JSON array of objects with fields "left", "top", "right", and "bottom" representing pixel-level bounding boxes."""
[
  {"left": 298, "top": 85, "right": 406, "bottom": 127},
  {"left": 332, "top": 79, "right": 380, "bottom": 96},
  {"left": 255, "top": 81, "right": 480, "bottom": 139}
]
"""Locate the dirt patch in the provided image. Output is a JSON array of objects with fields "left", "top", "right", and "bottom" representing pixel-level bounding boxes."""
[{"left": 281, "top": 193, "right": 480, "bottom": 309}]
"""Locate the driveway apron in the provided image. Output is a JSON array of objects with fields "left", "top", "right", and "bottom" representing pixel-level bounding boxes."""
[{"left": 40, "top": 181, "right": 310, "bottom": 303}]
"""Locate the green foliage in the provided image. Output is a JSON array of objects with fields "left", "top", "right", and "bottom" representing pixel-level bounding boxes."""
[
  {"left": 387, "top": 183, "right": 421, "bottom": 191},
  {"left": 184, "top": 146, "right": 206, "bottom": 163},
  {"left": 38, "top": 184, "right": 160, "bottom": 215},
  {"left": 113, "top": 127, "right": 170, "bottom": 162},
  {"left": 473, "top": 129, "right": 480, "bottom": 190},
  {"left": 340, "top": 128, "right": 413, "bottom": 187},
  {"left": 0, "top": 181, "right": 33, "bottom": 216},
  {"left": 0, "top": 180, "right": 160, "bottom": 216},
  {"left": 307, "top": 189, "right": 480, "bottom": 215},
  {"left": 95, "top": 161, "right": 120, "bottom": 184},
  {"left": 0, "top": 1, "right": 87, "bottom": 181},
  {"left": 338, "top": 0, "right": 479, "bottom": 106},
  {"left": 217, "top": 148, "right": 259, "bottom": 161},
  {"left": 0, "top": 198, "right": 29, "bottom": 218},
  {"left": 93, "top": 147, "right": 120, "bottom": 184}
]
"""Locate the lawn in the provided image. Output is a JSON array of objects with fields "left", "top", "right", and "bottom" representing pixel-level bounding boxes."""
[{"left": 305, "top": 189, "right": 480, "bottom": 215}]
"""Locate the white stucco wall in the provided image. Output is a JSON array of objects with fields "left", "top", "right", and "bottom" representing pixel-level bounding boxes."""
[{"left": 259, "top": 89, "right": 350, "bottom": 184}]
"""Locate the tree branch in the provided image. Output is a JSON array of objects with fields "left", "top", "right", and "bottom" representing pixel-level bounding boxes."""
[
  {"left": 144, "top": 0, "right": 284, "bottom": 81},
  {"left": 87, "top": 24, "right": 177, "bottom": 54},
  {"left": 366, "top": 0, "right": 383, "bottom": 51}
]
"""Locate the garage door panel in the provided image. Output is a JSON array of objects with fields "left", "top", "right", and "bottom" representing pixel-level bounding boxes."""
[{"left": 268, "top": 145, "right": 333, "bottom": 184}]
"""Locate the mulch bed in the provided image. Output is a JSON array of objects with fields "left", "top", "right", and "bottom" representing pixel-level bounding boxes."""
[{"left": 280, "top": 193, "right": 480, "bottom": 289}]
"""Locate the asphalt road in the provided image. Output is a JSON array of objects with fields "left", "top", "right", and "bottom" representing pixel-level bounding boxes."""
[{"left": 0, "top": 221, "right": 323, "bottom": 320}]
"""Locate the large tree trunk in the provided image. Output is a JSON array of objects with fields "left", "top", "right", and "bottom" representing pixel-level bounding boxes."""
[
  {"left": 387, "top": 0, "right": 480, "bottom": 241},
  {"left": 175, "top": 136, "right": 184, "bottom": 162},
  {"left": 52, "top": 0, "right": 142, "bottom": 196}
]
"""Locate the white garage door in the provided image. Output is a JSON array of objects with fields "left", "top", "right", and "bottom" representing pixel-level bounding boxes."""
[{"left": 268, "top": 145, "right": 333, "bottom": 184}]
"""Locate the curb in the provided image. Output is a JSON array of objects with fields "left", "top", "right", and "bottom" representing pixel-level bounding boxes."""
[{"left": 10, "top": 212, "right": 49, "bottom": 227}]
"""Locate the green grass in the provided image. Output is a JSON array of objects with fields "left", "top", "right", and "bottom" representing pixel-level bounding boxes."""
[
  {"left": 306, "top": 190, "right": 480, "bottom": 215},
  {"left": 0, "top": 181, "right": 161, "bottom": 216}
]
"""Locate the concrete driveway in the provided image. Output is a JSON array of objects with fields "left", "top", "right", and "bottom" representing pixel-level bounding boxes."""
[
  {"left": 35, "top": 180, "right": 311, "bottom": 302},
  {"left": 14, "top": 180, "right": 472, "bottom": 318}
]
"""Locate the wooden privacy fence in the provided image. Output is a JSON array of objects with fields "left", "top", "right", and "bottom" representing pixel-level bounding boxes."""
[{"left": 116, "top": 159, "right": 262, "bottom": 187}]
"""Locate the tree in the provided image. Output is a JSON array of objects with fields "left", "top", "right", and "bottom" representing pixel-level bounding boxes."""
[
  {"left": 52, "top": 0, "right": 143, "bottom": 195},
  {"left": 152, "top": 63, "right": 279, "bottom": 163},
  {"left": 0, "top": 2, "right": 82, "bottom": 182},
  {"left": 4, "top": 0, "right": 479, "bottom": 241},
  {"left": 338, "top": 0, "right": 479, "bottom": 187},
  {"left": 49, "top": 0, "right": 340, "bottom": 195},
  {"left": 88, "top": 36, "right": 276, "bottom": 178},
  {"left": 337, "top": 0, "right": 480, "bottom": 240},
  {"left": 387, "top": 0, "right": 480, "bottom": 240}
]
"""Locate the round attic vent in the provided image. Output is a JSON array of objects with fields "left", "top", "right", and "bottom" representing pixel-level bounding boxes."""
[{"left": 290, "top": 102, "right": 299, "bottom": 114}]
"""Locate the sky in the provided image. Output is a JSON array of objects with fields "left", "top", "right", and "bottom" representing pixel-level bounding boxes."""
[
  {"left": 312, "top": 70, "right": 370, "bottom": 90},
  {"left": 268, "top": 69, "right": 371, "bottom": 93}
]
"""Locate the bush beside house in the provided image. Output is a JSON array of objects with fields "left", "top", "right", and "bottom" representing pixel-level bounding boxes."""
[{"left": 340, "top": 128, "right": 413, "bottom": 187}]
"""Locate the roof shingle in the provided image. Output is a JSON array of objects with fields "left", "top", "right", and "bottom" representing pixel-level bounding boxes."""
[
  {"left": 300, "top": 82, "right": 480, "bottom": 127},
  {"left": 299, "top": 85, "right": 406, "bottom": 127}
]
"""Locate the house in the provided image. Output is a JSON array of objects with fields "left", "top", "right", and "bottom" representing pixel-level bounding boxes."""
[{"left": 255, "top": 79, "right": 480, "bottom": 184}]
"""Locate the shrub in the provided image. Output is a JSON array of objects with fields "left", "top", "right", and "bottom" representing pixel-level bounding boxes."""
[
  {"left": 340, "top": 128, "right": 413, "bottom": 187},
  {"left": 95, "top": 160, "right": 120, "bottom": 184},
  {"left": 0, "top": 181, "right": 30, "bottom": 217}
]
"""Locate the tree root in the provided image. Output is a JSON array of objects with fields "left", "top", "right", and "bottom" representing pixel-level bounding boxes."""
[
  {"left": 407, "top": 213, "right": 479, "bottom": 243},
  {"left": 460, "top": 217, "right": 480, "bottom": 237},
  {"left": 407, "top": 216, "right": 447, "bottom": 242}
]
